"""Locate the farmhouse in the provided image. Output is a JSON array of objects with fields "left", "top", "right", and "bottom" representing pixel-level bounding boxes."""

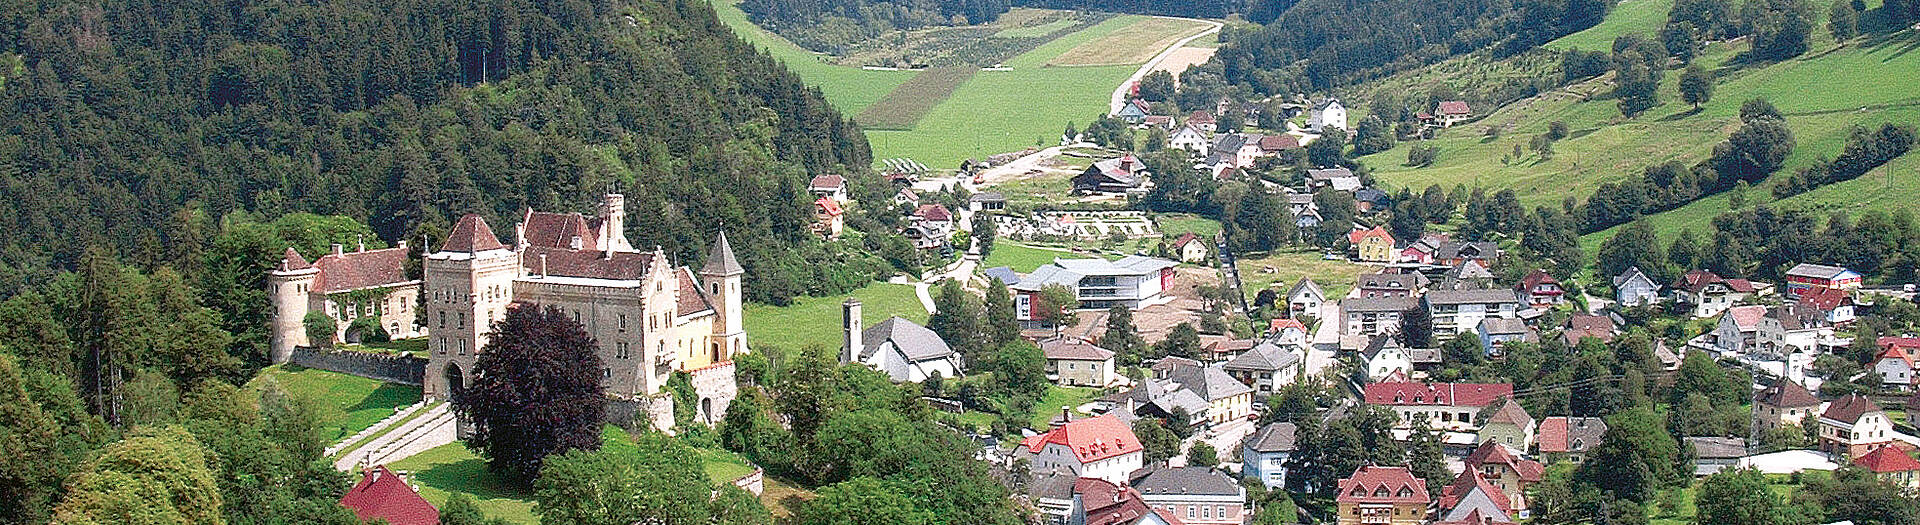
[
  {"left": 1783, "top": 262, "right": 1862, "bottom": 299},
  {"left": 1347, "top": 225, "right": 1397, "bottom": 263},
  {"left": 1676, "top": 270, "right": 1759, "bottom": 318},
  {"left": 1169, "top": 125, "right": 1211, "bottom": 154},
  {"left": 1612, "top": 266, "right": 1662, "bottom": 307},
  {"left": 1818, "top": 394, "right": 1901, "bottom": 459},
  {"left": 842, "top": 301, "right": 962, "bottom": 383},
  {"left": 1171, "top": 232, "right": 1210, "bottom": 263},
  {"left": 1011, "top": 256, "right": 1178, "bottom": 321},
  {"left": 1853, "top": 446, "right": 1920, "bottom": 490},
  {"left": 1752, "top": 379, "right": 1822, "bottom": 437},
  {"left": 1073, "top": 155, "right": 1150, "bottom": 194},
  {"left": 1307, "top": 167, "right": 1363, "bottom": 192},
  {"left": 808, "top": 174, "right": 848, "bottom": 202},
  {"left": 1309, "top": 98, "right": 1348, "bottom": 132},
  {"left": 1432, "top": 101, "right": 1472, "bottom": 127},
  {"left": 1042, "top": 337, "right": 1119, "bottom": 387}
]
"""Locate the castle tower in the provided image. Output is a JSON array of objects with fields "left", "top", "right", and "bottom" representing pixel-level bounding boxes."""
[
  {"left": 700, "top": 230, "right": 746, "bottom": 361},
  {"left": 599, "top": 194, "right": 634, "bottom": 253},
  {"left": 267, "top": 247, "right": 320, "bottom": 365},
  {"left": 841, "top": 298, "right": 862, "bottom": 365},
  {"left": 423, "top": 214, "right": 521, "bottom": 401}
]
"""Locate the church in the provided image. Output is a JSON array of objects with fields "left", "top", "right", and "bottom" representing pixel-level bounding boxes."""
[{"left": 271, "top": 194, "right": 745, "bottom": 429}]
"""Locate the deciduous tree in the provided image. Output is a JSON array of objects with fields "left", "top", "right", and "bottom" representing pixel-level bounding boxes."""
[{"left": 455, "top": 305, "right": 605, "bottom": 486}]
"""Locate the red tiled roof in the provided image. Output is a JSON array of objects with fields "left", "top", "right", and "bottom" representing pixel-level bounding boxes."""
[
  {"left": 1822, "top": 394, "right": 1882, "bottom": 424},
  {"left": 339, "top": 466, "right": 438, "bottom": 525},
  {"left": 1537, "top": 417, "right": 1569, "bottom": 453},
  {"left": 1270, "top": 318, "right": 1307, "bottom": 333},
  {"left": 313, "top": 246, "right": 412, "bottom": 293},
  {"left": 1348, "top": 225, "right": 1392, "bottom": 245},
  {"left": 1042, "top": 337, "right": 1116, "bottom": 361},
  {"left": 1437, "top": 101, "right": 1471, "bottom": 115},
  {"left": 1725, "top": 306, "right": 1767, "bottom": 330},
  {"left": 1434, "top": 509, "right": 1515, "bottom": 525},
  {"left": 1876, "top": 347, "right": 1914, "bottom": 369},
  {"left": 1075, "top": 478, "right": 1180, "bottom": 525},
  {"left": 1464, "top": 441, "right": 1544, "bottom": 482},
  {"left": 1485, "top": 398, "right": 1532, "bottom": 427},
  {"left": 1363, "top": 382, "right": 1514, "bottom": 408},
  {"left": 1336, "top": 465, "right": 1430, "bottom": 505},
  {"left": 524, "top": 246, "right": 654, "bottom": 281},
  {"left": 1020, "top": 414, "right": 1142, "bottom": 463},
  {"left": 1854, "top": 446, "right": 1920, "bottom": 473},
  {"left": 279, "top": 247, "right": 313, "bottom": 271},
  {"left": 1798, "top": 287, "right": 1852, "bottom": 312},
  {"left": 916, "top": 204, "right": 953, "bottom": 223},
  {"left": 1438, "top": 469, "right": 1510, "bottom": 515},
  {"left": 1259, "top": 135, "right": 1301, "bottom": 151},
  {"left": 443, "top": 214, "right": 508, "bottom": 252},
  {"left": 520, "top": 210, "right": 602, "bottom": 251},
  {"left": 1171, "top": 232, "right": 1199, "bottom": 249},
  {"left": 1516, "top": 269, "right": 1559, "bottom": 292},
  {"left": 809, "top": 174, "right": 845, "bottom": 190},
  {"left": 1187, "top": 110, "right": 1215, "bottom": 124},
  {"left": 1755, "top": 380, "right": 1822, "bottom": 409},
  {"left": 815, "top": 197, "right": 844, "bottom": 216},
  {"left": 1676, "top": 270, "right": 1755, "bottom": 293},
  {"left": 1880, "top": 336, "right": 1920, "bottom": 351},
  {"left": 1724, "top": 278, "right": 1758, "bottom": 292},
  {"left": 676, "top": 268, "right": 715, "bottom": 317}
]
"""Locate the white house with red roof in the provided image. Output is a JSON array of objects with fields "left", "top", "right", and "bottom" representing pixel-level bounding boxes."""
[
  {"left": 1432, "top": 101, "right": 1472, "bottom": 127},
  {"left": 1817, "top": 394, "right": 1903, "bottom": 459},
  {"left": 269, "top": 239, "right": 424, "bottom": 364},
  {"left": 1074, "top": 477, "right": 1186, "bottom": 525},
  {"left": 812, "top": 197, "right": 844, "bottom": 239},
  {"left": 1535, "top": 416, "right": 1606, "bottom": 464},
  {"left": 1463, "top": 441, "right": 1543, "bottom": 512},
  {"left": 338, "top": 466, "right": 438, "bottom": 525},
  {"left": 1170, "top": 232, "right": 1209, "bottom": 263},
  {"left": 1514, "top": 269, "right": 1564, "bottom": 307},
  {"left": 1796, "top": 286, "right": 1856, "bottom": 325},
  {"left": 1676, "top": 270, "right": 1760, "bottom": 318},
  {"left": 1711, "top": 305, "right": 1768, "bottom": 355},
  {"left": 807, "top": 174, "right": 848, "bottom": 203},
  {"left": 1363, "top": 381, "right": 1515, "bottom": 431},
  {"left": 1874, "top": 347, "right": 1918, "bottom": 391},
  {"left": 1334, "top": 465, "right": 1428, "bottom": 525},
  {"left": 1436, "top": 469, "right": 1517, "bottom": 525},
  {"left": 1020, "top": 414, "right": 1145, "bottom": 485},
  {"left": 1852, "top": 446, "right": 1920, "bottom": 489}
]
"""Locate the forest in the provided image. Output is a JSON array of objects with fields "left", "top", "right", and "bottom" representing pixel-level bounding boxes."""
[
  {"left": 738, "top": 0, "right": 1012, "bottom": 52},
  {"left": 0, "top": 0, "right": 877, "bottom": 305}
]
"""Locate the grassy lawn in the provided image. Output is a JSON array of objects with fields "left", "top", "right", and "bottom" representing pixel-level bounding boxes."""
[
  {"left": 1234, "top": 250, "right": 1369, "bottom": 303},
  {"left": 250, "top": 365, "right": 421, "bottom": 443},
  {"left": 710, "top": 0, "right": 914, "bottom": 113},
  {"left": 697, "top": 447, "right": 757, "bottom": 484},
  {"left": 1545, "top": 0, "right": 1677, "bottom": 52},
  {"left": 983, "top": 242, "right": 1072, "bottom": 273},
  {"left": 743, "top": 281, "right": 928, "bottom": 352},
  {"left": 389, "top": 443, "right": 537, "bottom": 524},
  {"left": 855, "top": 67, "right": 977, "bottom": 130},
  {"left": 1046, "top": 17, "right": 1212, "bottom": 66},
  {"left": 1646, "top": 471, "right": 1821, "bottom": 525},
  {"left": 1028, "top": 385, "right": 1102, "bottom": 429},
  {"left": 1156, "top": 214, "right": 1222, "bottom": 239}
]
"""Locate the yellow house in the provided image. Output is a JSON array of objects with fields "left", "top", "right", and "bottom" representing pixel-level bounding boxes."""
[
  {"left": 1348, "top": 226, "right": 1396, "bottom": 263},
  {"left": 1336, "top": 465, "right": 1430, "bottom": 525}
]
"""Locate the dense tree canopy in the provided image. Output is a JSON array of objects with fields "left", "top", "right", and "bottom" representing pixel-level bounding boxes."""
[{"left": 456, "top": 305, "right": 606, "bottom": 486}]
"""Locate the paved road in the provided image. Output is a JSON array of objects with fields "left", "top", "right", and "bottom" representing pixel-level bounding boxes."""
[
  {"left": 1304, "top": 300, "right": 1343, "bottom": 377},
  {"left": 915, "top": 245, "right": 982, "bottom": 314},
  {"left": 1107, "top": 17, "right": 1225, "bottom": 115}
]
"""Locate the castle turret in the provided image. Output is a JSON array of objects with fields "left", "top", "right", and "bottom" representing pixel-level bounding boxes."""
[
  {"left": 268, "top": 248, "right": 320, "bottom": 364},
  {"left": 423, "top": 214, "right": 521, "bottom": 401},
  {"left": 701, "top": 230, "right": 746, "bottom": 361},
  {"left": 600, "top": 194, "right": 633, "bottom": 253},
  {"left": 842, "top": 298, "right": 862, "bottom": 365}
]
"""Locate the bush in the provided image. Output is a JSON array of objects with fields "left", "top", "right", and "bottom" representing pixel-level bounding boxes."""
[{"left": 344, "top": 316, "right": 390, "bottom": 343}]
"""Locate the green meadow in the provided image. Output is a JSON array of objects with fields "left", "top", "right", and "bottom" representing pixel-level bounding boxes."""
[{"left": 743, "top": 281, "right": 928, "bottom": 352}]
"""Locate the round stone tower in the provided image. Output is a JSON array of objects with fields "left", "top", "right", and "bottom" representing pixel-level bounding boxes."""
[{"left": 268, "top": 248, "right": 320, "bottom": 365}]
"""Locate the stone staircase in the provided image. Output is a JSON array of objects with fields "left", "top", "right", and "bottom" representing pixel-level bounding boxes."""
[
  {"left": 325, "top": 401, "right": 430, "bottom": 458},
  {"left": 332, "top": 402, "right": 457, "bottom": 471}
]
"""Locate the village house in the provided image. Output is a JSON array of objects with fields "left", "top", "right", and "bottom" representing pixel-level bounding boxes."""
[
  {"left": 1132, "top": 466, "right": 1247, "bottom": 525},
  {"left": 1310, "top": 98, "right": 1349, "bottom": 133},
  {"left": 1477, "top": 318, "right": 1536, "bottom": 355},
  {"left": 1258, "top": 134, "right": 1302, "bottom": 157},
  {"left": 1477, "top": 398, "right": 1536, "bottom": 451},
  {"left": 1514, "top": 269, "right": 1565, "bottom": 307},
  {"left": 1289, "top": 278, "right": 1327, "bottom": 317},
  {"left": 1688, "top": 436, "right": 1749, "bottom": 475},
  {"left": 902, "top": 223, "right": 948, "bottom": 252},
  {"left": 1612, "top": 266, "right": 1663, "bottom": 307},
  {"left": 1852, "top": 446, "right": 1920, "bottom": 490},
  {"left": 894, "top": 187, "right": 920, "bottom": 207},
  {"left": 1028, "top": 469, "right": 1080, "bottom": 524},
  {"left": 1340, "top": 297, "right": 1417, "bottom": 336},
  {"left": 1187, "top": 110, "right": 1217, "bottom": 133},
  {"left": 1171, "top": 233, "right": 1209, "bottom": 263},
  {"left": 1019, "top": 414, "right": 1145, "bottom": 485},
  {"left": 1424, "top": 288, "right": 1522, "bottom": 336},
  {"left": 397, "top": 195, "right": 744, "bottom": 429},
  {"left": 1073, "top": 477, "right": 1183, "bottom": 525},
  {"left": 1359, "top": 272, "right": 1427, "bottom": 298},
  {"left": 1874, "top": 347, "right": 1917, "bottom": 391},
  {"left": 1536, "top": 416, "right": 1606, "bottom": 464},
  {"left": 1363, "top": 381, "right": 1515, "bottom": 431},
  {"left": 1073, "top": 155, "right": 1150, "bottom": 194},
  {"left": 1463, "top": 441, "right": 1544, "bottom": 511},
  {"left": 1142, "top": 115, "right": 1175, "bottom": 131},
  {"left": 1168, "top": 125, "right": 1210, "bottom": 155},
  {"left": 1202, "top": 337, "right": 1257, "bottom": 362},
  {"left": 1676, "top": 270, "right": 1760, "bottom": 318},
  {"left": 1223, "top": 340, "right": 1302, "bottom": 394},
  {"left": 914, "top": 203, "right": 954, "bottom": 229},
  {"left": 1434, "top": 241, "right": 1500, "bottom": 268},
  {"left": 268, "top": 240, "right": 423, "bottom": 362},
  {"left": 808, "top": 174, "right": 848, "bottom": 203},
  {"left": 1308, "top": 167, "right": 1363, "bottom": 192},
  {"left": 1148, "top": 357, "right": 1255, "bottom": 425},
  {"left": 1437, "top": 262, "right": 1496, "bottom": 291},
  {"left": 1348, "top": 225, "right": 1397, "bottom": 263},
  {"left": 1784, "top": 263, "right": 1863, "bottom": 299},
  {"left": 338, "top": 466, "right": 438, "bottom": 525},
  {"left": 1436, "top": 470, "right": 1518, "bottom": 525},
  {"left": 1042, "top": 337, "right": 1118, "bottom": 388},
  {"left": 969, "top": 191, "right": 1007, "bottom": 212},
  {"left": 1752, "top": 380, "right": 1822, "bottom": 438},
  {"left": 1753, "top": 303, "right": 1829, "bottom": 359},
  {"left": 1011, "top": 256, "right": 1178, "bottom": 324},
  {"left": 1561, "top": 313, "right": 1619, "bottom": 347},
  {"left": 1432, "top": 101, "right": 1472, "bottom": 128},
  {"left": 1796, "top": 286, "right": 1857, "bottom": 325},
  {"left": 1268, "top": 318, "right": 1311, "bottom": 347},
  {"left": 1712, "top": 305, "right": 1767, "bottom": 355},
  {"left": 1818, "top": 394, "right": 1900, "bottom": 459},
  {"left": 812, "top": 197, "right": 844, "bottom": 238},
  {"left": 1354, "top": 188, "right": 1391, "bottom": 214},
  {"left": 1115, "top": 99, "right": 1152, "bottom": 124},
  {"left": 1399, "top": 233, "right": 1449, "bottom": 265},
  {"left": 1335, "top": 465, "right": 1428, "bottom": 525},
  {"left": 1362, "top": 335, "right": 1415, "bottom": 382},
  {"left": 1206, "top": 133, "right": 1266, "bottom": 172},
  {"left": 842, "top": 301, "right": 962, "bottom": 383},
  {"left": 1243, "top": 422, "right": 1298, "bottom": 489}
]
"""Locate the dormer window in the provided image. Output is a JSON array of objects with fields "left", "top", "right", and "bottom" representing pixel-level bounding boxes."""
[{"left": 1373, "top": 487, "right": 1388, "bottom": 497}]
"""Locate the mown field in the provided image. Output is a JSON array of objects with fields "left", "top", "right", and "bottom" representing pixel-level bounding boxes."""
[
  {"left": 854, "top": 67, "right": 978, "bottom": 130},
  {"left": 710, "top": 0, "right": 914, "bottom": 113},
  {"left": 983, "top": 242, "right": 1072, "bottom": 273},
  {"left": 1047, "top": 17, "right": 1212, "bottom": 66},
  {"left": 743, "top": 281, "right": 928, "bottom": 351},
  {"left": 1351, "top": 0, "right": 1920, "bottom": 258},
  {"left": 1234, "top": 250, "right": 1369, "bottom": 303}
]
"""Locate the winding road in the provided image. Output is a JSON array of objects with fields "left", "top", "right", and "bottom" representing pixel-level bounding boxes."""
[{"left": 1107, "top": 17, "right": 1224, "bottom": 116}]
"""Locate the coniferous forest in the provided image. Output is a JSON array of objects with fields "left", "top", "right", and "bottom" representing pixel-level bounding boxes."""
[{"left": 0, "top": 0, "right": 874, "bottom": 302}]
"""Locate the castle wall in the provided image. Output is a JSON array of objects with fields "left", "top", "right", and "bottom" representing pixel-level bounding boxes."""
[
  {"left": 288, "top": 347, "right": 428, "bottom": 385},
  {"left": 604, "top": 394, "right": 676, "bottom": 433},
  {"left": 512, "top": 278, "right": 654, "bottom": 397}
]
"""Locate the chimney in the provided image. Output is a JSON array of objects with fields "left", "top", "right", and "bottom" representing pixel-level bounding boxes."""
[
  {"left": 331, "top": 243, "right": 344, "bottom": 256},
  {"left": 398, "top": 239, "right": 409, "bottom": 251},
  {"left": 1057, "top": 406, "right": 1072, "bottom": 428},
  {"left": 842, "top": 298, "right": 862, "bottom": 365},
  {"left": 539, "top": 253, "right": 548, "bottom": 277},
  {"left": 356, "top": 235, "right": 366, "bottom": 252}
]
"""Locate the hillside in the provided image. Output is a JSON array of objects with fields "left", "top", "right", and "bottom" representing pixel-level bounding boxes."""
[
  {"left": 0, "top": 0, "right": 870, "bottom": 299},
  {"left": 1347, "top": 0, "right": 1920, "bottom": 259}
]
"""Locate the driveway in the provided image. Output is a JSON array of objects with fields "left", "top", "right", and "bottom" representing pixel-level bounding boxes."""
[{"left": 1108, "top": 18, "right": 1225, "bottom": 115}]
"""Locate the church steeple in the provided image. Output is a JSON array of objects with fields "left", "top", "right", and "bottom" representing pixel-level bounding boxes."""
[{"left": 702, "top": 230, "right": 743, "bottom": 276}]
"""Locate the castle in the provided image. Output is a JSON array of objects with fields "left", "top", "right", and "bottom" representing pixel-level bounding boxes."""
[
  {"left": 267, "top": 240, "right": 426, "bottom": 364},
  {"left": 270, "top": 194, "right": 745, "bottom": 429}
]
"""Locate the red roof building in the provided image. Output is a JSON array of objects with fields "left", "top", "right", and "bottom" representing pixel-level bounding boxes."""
[
  {"left": 1335, "top": 466, "right": 1429, "bottom": 525},
  {"left": 339, "top": 466, "right": 439, "bottom": 525},
  {"left": 1462, "top": 441, "right": 1542, "bottom": 511},
  {"left": 1436, "top": 101, "right": 1471, "bottom": 116},
  {"left": 915, "top": 204, "right": 954, "bottom": 223},
  {"left": 1437, "top": 469, "right": 1514, "bottom": 523},
  {"left": 1852, "top": 446, "right": 1920, "bottom": 489},
  {"left": 1021, "top": 414, "right": 1145, "bottom": 485},
  {"left": 1514, "top": 269, "right": 1564, "bottom": 307},
  {"left": 1075, "top": 477, "right": 1186, "bottom": 525}
]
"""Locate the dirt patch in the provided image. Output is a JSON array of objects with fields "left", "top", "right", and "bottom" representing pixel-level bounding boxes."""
[
  {"left": 1151, "top": 46, "right": 1218, "bottom": 82},
  {"left": 1048, "top": 18, "right": 1210, "bottom": 67},
  {"left": 1061, "top": 266, "right": 1223, "bottom": 344}
]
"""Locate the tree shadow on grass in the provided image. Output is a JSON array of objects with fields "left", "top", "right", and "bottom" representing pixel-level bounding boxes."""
[
  {"left": 410, "top": 457, "right": 533, "bottom": 503},
  {"left": 1657, "top": 107, "right": 1704, "bottom": 122},
  {"left": 345, "top": 383, "right": 423, "bottom": 414}
]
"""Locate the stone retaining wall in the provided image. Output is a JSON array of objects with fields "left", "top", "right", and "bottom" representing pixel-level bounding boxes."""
[{"left": 289, "top": 347, "right": 427, "bottom": 385}]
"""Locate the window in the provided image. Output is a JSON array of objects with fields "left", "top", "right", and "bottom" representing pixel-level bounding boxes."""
[{"left": 620, "top": 314, "right": 627, "bottom": 331}]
